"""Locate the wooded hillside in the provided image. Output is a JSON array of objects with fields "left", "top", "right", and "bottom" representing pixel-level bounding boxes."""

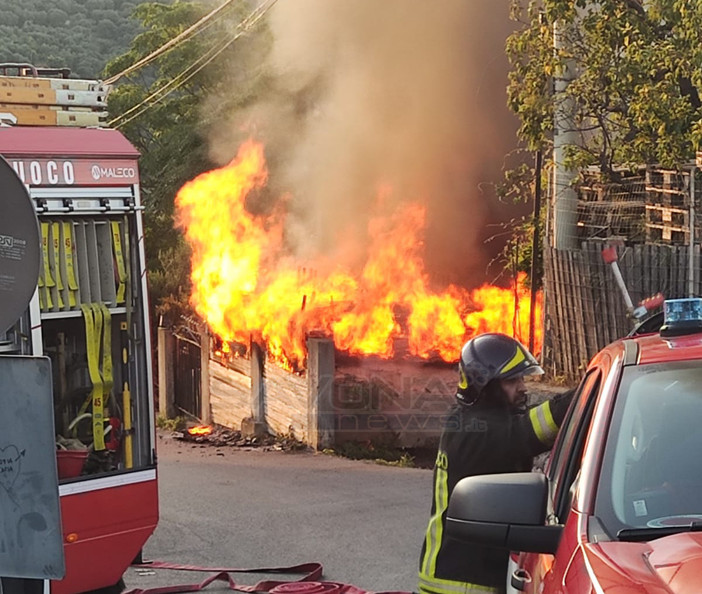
[{"left": 0, "top": 0, "right": 142, "bottom": 79}]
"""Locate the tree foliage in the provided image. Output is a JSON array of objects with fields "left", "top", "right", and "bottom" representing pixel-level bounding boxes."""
[
  {"left": 491, "top": 150, "right": 547, "bottom": 289},
  {"left": 103, "top": 1, "right": 273, "bottom": 317},
  {"left": 0, "top": 0, "right": 142, "bottom": 78},
  {"left": 507, "top": 0, "right": 702, "bottom": 173}
]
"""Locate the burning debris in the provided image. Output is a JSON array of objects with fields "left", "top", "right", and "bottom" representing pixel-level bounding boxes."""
[{"left": 172, "top": 425, "right": 310, "bottom": 452}]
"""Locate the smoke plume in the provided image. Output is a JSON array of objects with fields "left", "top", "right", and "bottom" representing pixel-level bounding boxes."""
[{"left": 208, "top": 0, "right": 520, "bottom": 288}]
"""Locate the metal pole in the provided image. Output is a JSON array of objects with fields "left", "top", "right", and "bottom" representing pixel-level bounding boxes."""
[
  {"left": 529, "top": 150, "right": 543, "bottom": 354},
  {"left": 690, "top": 166, "right": 696, "bottom": 297}
]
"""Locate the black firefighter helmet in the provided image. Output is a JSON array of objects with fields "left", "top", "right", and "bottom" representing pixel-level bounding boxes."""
[{"left": 456, "top": 333, "right": 543, "bottom": 405}]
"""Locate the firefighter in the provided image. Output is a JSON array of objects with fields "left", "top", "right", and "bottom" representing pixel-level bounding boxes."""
[{"left": 418, "top": 332, "right": 575, "bottom": 594}]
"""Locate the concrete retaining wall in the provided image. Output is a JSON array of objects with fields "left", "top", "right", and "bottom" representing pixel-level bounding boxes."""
[{"left": 160, "top": 326, "right": 456, "bottom": 449}]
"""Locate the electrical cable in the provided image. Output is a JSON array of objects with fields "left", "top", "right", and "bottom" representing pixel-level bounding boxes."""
[
  {"left": 103, "top": 0, "right": 241, "bottom": 86},
  {"left": 109, "top": 36, "right": 231, "bottom": 127},
  {"left": 109, "top": 0, "right": 278, "bottom": 129},
  {"left": 109, "top": 0, "right": 277, "bottom": 128}
]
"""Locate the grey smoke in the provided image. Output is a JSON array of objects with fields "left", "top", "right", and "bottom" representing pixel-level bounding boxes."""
[{"left": 209, "top": 0, "right": 520, "bottom": 287}]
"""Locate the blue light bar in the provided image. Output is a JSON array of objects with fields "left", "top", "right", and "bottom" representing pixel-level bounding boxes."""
[{"left": 660, "top": 298, "right": 702, "bottom": 337}]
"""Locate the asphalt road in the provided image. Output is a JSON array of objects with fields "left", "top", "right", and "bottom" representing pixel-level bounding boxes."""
[{"left": 123, "top": 432, "right": 433, "bottom": 593}]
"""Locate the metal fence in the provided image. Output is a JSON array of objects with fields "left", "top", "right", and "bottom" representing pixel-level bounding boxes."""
[{"left": 172, "top": 317, "right": 202, "bottom": 420}]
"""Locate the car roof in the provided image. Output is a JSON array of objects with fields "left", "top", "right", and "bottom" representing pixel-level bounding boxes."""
[{"left": 626, "top": 331, "right": 702, "bottom": 366}]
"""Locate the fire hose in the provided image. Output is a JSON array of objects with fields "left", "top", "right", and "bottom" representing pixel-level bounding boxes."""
[{"left": 124, "top": 560, "right": 411, "bottom": 594}]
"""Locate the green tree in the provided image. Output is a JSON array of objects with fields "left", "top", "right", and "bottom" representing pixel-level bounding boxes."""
[
  {"left": 0, "top": 0, "right": 141, "bottom": 78},
  {"left": 490, "top": 151, "right": 547, "bottom": 290},
  {"left": 507, "top": 0, "right": 702, "bottom": 173},
  {"left": 103, "top": 0, "right": 273, "bottom": 318}
]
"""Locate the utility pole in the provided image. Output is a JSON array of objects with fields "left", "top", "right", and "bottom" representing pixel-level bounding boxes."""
[{"left": 552, "top": 19, "right": 579, "bottom": 250}]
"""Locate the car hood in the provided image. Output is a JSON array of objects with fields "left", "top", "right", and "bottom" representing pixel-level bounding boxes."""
[{"left": 587, "top": 532, "right": 702, "bottom": 593}]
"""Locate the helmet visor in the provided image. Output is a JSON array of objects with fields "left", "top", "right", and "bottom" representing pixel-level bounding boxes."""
[{"left": 522, "top": 363, "right": 545, "bottom": 377}]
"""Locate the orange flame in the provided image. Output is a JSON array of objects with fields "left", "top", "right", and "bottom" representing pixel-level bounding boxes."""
[
  {"left": 188, "top": 425, "right": 213, "bottom": 436},
  {"left": 175, "top": 139, "right": 543, "bottom": 369}
]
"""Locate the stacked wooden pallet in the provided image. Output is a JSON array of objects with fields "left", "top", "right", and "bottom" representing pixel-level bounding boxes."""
[
  {"left": 645, "top": 168, "right": 694, "bottom": 245},
  {"left": 0, "top": 70, "right": 108, "bottom": 127}
]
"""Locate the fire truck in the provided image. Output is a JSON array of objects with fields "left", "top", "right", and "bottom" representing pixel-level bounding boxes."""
[{"left": 0, "top": 65, "right": 157, "bottom": 593}]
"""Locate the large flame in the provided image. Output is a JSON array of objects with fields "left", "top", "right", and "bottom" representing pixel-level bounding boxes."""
[{"left": 175, "top": 139, "right": 542, "bottom": 369}]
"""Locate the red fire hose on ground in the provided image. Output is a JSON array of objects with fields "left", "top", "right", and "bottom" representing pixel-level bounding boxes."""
[{"left": 124, "top": 560, "right": 412, "bottom": 594}]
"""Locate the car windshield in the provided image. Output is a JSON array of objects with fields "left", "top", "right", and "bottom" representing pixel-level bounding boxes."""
[{"left": 596, "top": 360, "right": 702, "bottom": 538}]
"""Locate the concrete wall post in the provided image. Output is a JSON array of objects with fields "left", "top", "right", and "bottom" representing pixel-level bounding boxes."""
[
  {"left": 200, "top": 324, "right": 211, "bottom": 424},
  {"left": 250, "top": 341, "right": 267, "bottom": 425},
  {"left": 157, "top": 326, "right": 175, "bottom": 418},
  {"left": 307, "top": 337, "right": 335, "bottom": 450}
]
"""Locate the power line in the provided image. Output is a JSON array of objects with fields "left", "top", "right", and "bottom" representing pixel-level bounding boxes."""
[
  {"left": 109, "top": 0, "right": 278, "bottom": 129},
  {"left": 103, "top": 0, "right": 240, "bottom": 86},
  {"left": 109, "top": 38, "right": 232, "bottom": 128}
]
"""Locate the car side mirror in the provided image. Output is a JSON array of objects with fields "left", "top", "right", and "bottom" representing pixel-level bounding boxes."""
[{"left": 446, "top": 472, "right": 563, "bottom": 554}]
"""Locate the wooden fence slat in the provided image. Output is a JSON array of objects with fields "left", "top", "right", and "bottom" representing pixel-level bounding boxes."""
[
  {"left": 692, "top": 245, "right": 698, "bottom": 297},
  {"left": 571, "top": 256, "right": 583, "bottom": 375},
  {"left": 597, "top": 242, "right": 611, "bottom": 345},
  {"left": 553, "top": 249, "right": 575, "bottom": 378},
  {"left": 619, "top": 245, "right": 634, "bottom": 337},
  {"left": 585, "top": 243, "right": 603, "bottom": 348},
  {"left": 580, "top": 247, "right": 597, "bottom": 360},
  {"left": 679, "top": 245, "right": 685, "bottom": 297},
  {"left": 679, "top": 245, "right": 687, "bottom": 297},
  {"left": 608, "top": 243, "right": 621, "bottom": 342},
  {"left": 620, "top": 246, "right": 636, "bottom": 307},
  {"left": 635, "top": 245, "right": 646, "bottom": 306},
  {"left": 549, "top": 248, "right": 561, "bottom": 376},
  {"left": 652, "top": 244, "right": 661, "bottom": 300},
  {"left": 582, "top": 244, "right": 594, "bottom": 353},
  {"left": 551, "top": 249, "right": 566, "bottom": 375},
  {"left": 626, "top": 245, "right": 640, "bottom": 335},
  {"left": 649, "top": 244, "right": 657, "bottom": 299},
  {"left": 565, "top": 250, "right": 577, "bottom": 372},
  {"left": 543, "top": 248, "right": 557, "bottom": 376},
  {"left": 569, "top": 250, "right": 588, "bottom": 373},
  {"left": 548, "top": 249, "right": 564, "bottom": 375},
  {"left": 668, "top": 246, "right": 674, "bottom": 298},
  {"left": 676, "top": 242, "right": 681, "bottom": 296},
  {"left": 565, "top": 250, "right": 580, "bottom": 378},
  {"left": 638, "top": 244, "right": 645, "bottom": 301},
  {"left": 644, "top": 245, "right": 656, "bottom": 295},
  {"left": 587, "top": 243, "right": 604, "bottom": 352},
  {"left": 601, "top": 244, "right": 616, "bottom": 343},
  {"left": 558, "top": 250, "right": 571, "bottom": 378}
]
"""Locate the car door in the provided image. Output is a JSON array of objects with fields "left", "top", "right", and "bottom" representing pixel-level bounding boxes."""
[{"left": 514, "top": 367, "right": 603, "bottom": 593}]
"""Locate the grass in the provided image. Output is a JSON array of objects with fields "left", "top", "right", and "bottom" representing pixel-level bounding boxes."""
[
  {"left": 323, "top": 440, "right": 417, "bottom": 468},
  {"left": 156, "top": 414, "right": 187, "bottom": 432}
]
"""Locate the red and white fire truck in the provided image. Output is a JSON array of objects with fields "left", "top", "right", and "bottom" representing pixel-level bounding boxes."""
[{"left": 0, "top": 66, "right": 157, "bottom": 593}]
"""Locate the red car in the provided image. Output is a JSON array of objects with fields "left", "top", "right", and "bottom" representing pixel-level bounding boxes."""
[{"left": 446, "top": 298, "right": 702, "bottom": 593}]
